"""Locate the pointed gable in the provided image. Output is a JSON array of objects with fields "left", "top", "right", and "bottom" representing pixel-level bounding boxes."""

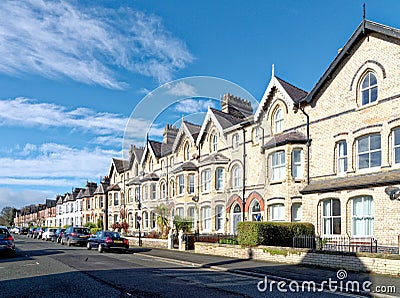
[
  {"left": 172, "top": 120, "right": 201, "bottom": 153},
  {"left": 255, "top": 74, "right": 307, "bottom": 123}
]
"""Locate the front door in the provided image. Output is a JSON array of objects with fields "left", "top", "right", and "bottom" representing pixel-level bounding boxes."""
[{"left": 232, "top": 213, "right": 242, "bottom": 235}]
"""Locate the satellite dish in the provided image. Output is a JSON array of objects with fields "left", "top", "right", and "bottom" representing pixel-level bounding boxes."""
[{"left": 384, "top": 186, "right": 400, "bottom": 200}]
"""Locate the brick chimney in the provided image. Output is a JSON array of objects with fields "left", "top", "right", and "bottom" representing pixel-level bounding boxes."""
[{"left": 221, "top": 93, "right": 253, "bottom": 118}]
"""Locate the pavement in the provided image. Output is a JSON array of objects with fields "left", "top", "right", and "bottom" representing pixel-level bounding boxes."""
[{"left": 132, "top": 246, "right": 400, "bottom": 297}]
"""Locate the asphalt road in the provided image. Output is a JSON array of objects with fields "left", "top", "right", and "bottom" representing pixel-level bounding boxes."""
[{"left": 0, "top": 235, "right": 383, "bottom": 297}]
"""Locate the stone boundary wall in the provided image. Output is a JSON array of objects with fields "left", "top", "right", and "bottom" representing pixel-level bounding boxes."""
[
  {"left": 126, "top": 237, "right": 168, "bottom": 249},
  {"left": 195, "top": 242, "right": 400, "bottom": 276}
]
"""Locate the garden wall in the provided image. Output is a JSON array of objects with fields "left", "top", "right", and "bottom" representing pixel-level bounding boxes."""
[
  {"left": 194, "top": 242, "right": 400, "bottom": 276},
  {"left": 126, "top": 237, "right": 168, "bottom": 249}
]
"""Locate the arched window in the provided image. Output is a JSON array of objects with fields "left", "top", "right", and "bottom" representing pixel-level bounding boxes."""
[
  {"left": 211, "top": 133, "right": 218, "bottom": 152},
  {"left": 160, "top": 182, "right": 166, "bottom": 199},
  {"left": 148, "top": 156, "right": 153, "bottom": 172},
  {"left": 143, "top": 211, "right": 149, "bottom": 229},
  {"left": 114, "top": 193, "right": 119, "bottom": 205},
  {"left": 232, "top": 133, "right": 239, "bottom": 150},
  {"left": 274, "top": 108, "right": 284, "bottom": 133},
  {"left": 337, "top": 141, "right": 348, "bottom": 174},
  {"left": 232, "top": 165, "right": 241, "bottom": 189},
  {"left": 360, "top": 72, "right": 378, "bottom": 106},
  {"left": 184, "top": 142, "right": 190, "bottom": 161},
  {"left": 250, "top": 200, "right": 261, "bottom": 221}
]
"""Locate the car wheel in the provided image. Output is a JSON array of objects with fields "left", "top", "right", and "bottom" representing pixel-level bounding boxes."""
[
  {"left": 98, "top": 244, "right": 103, "bottom": 253},
  {"left": 61, "top": 238, "right": 64, "bottom": 245},
  {"left": 86, "top": 242, "right": 91, "bottom": 250},
  {"left": 67, "top": 239, "right": 71, "bottom": 247}
]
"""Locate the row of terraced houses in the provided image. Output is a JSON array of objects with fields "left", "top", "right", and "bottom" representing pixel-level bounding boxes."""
[{"left": 14, "top": 20, "right": 400, "bottom": 250}]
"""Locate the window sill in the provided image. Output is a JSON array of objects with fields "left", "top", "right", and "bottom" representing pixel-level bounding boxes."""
[
  {"left": 269, "top": 180, "right": 283, "bottom": 185},
  {"left": 356, "top": 100, "right": 378, "bottom": 111}
]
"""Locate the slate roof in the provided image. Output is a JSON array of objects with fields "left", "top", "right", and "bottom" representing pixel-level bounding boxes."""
[
  {"left": 275, "top": 76, "right": 308, "bottom": 103},
  {"left": 45, "top": 199, "right": 56, "bottom": 208},
  {"left": 82, "top": 182, "right": 98, "bottom": 198},
  {"left": 301, "top": 169, "right": 400, "bottom": 195},
  {"left": 263, "top": 131, "right": 308, "bottom": 149},
  {"left": 93, "top": 182, "right": 109, "bottom": 195},
  {"left": 140, "top": 173, "right": 159, "bottom": 182},
  {"left": 172, "top": 161, "right": 198, "bottom": 174},
  {"left": 108, "top": 184, "right": 121, "bottom": 191},
  {"left": 75, "top": 188, "right": 86, "bottom": 200},
  {"left": 149, "top": 140, "right": 162, "bottom": 158},
  {"left": 210, "top": 108, "right": 246, "bottom": 129},
  {"left": 161, "top": 143, "right": 173, "bottom": 156},
  {"left": 113, "top": 158, "right": 129, "bottom": 173},
  {"left": 199, "top": 153, "right": 230, "bottom": 166},
  {"left": 184, "top": 121, "right": 201, "bottom": 140},
  {"left": 127, "top": 177, "right": 141, "bottom": 186},
  {"left": 133, "top": 146, "right": 144, "bottom": 163}
]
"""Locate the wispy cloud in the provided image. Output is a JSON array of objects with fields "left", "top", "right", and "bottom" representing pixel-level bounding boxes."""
[
  {"left": 0, "top": 188, "right": 57, "bottom": 209},
  {"left": 0, "top": 143, "right": 118, "bottom": 181},
  {"left": 166, "top": 82, "right": 197, "bottom": 97},
  {"left": 174, "top": 98, "right": 216, "bottom": 113},
  {"left": 0, "top": 97, "right": 127, "bottom": 135},
  {"left": 0, "top": 0, "right": 193, "bottom": 88}
]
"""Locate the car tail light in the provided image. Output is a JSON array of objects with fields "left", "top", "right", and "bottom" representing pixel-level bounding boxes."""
[
  {"left": 70, "top": 232, "right": 77, "bottom": 237},
  {"left": 4, "top": 236, "right": 13, "bottom": 241},
  {"left": 123, "top": 239, "right": 129, "bottom": 245},
  {"left": 105, "top": 237, "right": 113, "bottom": 244}
]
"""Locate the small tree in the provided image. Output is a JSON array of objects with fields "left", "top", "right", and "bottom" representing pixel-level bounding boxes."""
[
  {"left": 111, "top": 222, "right": 122, "bottom": 232},
  {"left": 97, "top": 219, "right": 104, "bottom": 230},
  {"left": 155, "top": 204, "right": 169, "bottom": 238},
  {"left": 84, "top": 222, "right": 96, "bottom": 229}
]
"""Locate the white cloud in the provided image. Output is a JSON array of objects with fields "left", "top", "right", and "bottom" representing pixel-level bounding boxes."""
[
  {"left": 174, "top": 98, "right": 216, "bottom": 113},
  {"left": 0, "top": 143, "right": 118, "bottom": 180},
  {"left": 0, "top": 188, "right": 56, "bottom": 209},
  {"left": 166, "top": 82, "right": 197, "bottom": 97},
  {"left": 0, "top": 97, "right": 127, "bottom": 135},
  {"left": 0, "top": 1, "right": 193, "bottom": 88}
]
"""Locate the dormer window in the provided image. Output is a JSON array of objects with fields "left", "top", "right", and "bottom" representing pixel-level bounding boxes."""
[
  {"left": 274, "top": 108, "right": 284, "bottom": 133},
  {"left": 360, "top": 72, "right": 378, "bottom": 106}
]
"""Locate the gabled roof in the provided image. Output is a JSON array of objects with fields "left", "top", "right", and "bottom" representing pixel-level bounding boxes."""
[
  {"left": 108, "top": 184, "right": 121, "bottom": 191},
  {"left": 196, "top": 107, "right": 246, "bottom": 146},
  {"left": 172, "top": 120, "right": 201, "bottom": 152},
  {"left": 82, "top": 182, "right": 97, "bottom": 198},
  {"left": 45, "top": 199, "right": 56, "bottom": 208},
  {"left": 93, "top": 182, "right": 109, "bottom": 195},
  {"left": 304, "top": 20, "right": 400, "bottom": 104},
  {"left": 254, "top": 75, "right": 307, "bottom": 123},
  {"left": 75, "top": 188, "right": 86, "bottom": 200},
  {"left": 132, "top": 146, "right": 144, "bottom": 165}
]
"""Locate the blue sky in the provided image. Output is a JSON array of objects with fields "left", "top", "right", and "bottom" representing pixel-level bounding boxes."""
[{"left": 0, "top": 0, "right": 399, "bottom": 209}]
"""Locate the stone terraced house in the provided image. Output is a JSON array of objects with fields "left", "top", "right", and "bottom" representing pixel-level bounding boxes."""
[{"left": 14, "top": 19, "right": 400, "bottom": 251}]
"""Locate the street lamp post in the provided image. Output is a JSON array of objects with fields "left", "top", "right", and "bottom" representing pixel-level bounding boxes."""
[
  {"left": 136, "top": 188, "right": 142, "bottom": 247},
  {"left": 192, "top": 196, "right": 199, "bottom": 236}
]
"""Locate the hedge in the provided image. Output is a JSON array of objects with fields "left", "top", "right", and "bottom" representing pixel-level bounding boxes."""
[{"left": 237, "top": 221, "right": 314, "bottom": 247}]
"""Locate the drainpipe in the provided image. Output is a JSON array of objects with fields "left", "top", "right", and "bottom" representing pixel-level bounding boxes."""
[
  {"left": 298, "top": 102, "right": 310, "bottom": 184},
  {"left": 242, "top": 127, "right": 247, "bottom": 221}
]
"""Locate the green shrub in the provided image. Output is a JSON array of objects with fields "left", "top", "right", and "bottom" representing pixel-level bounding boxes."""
[
  {"left": 90, "top": 228, "right": 102, "bottom": 235},
  {"left": 219, "top": 237, "right": 239, "bottom": 245},
  {"left": 173, "top": 216, "right": 193, "bottom": 232},
  {"left": 237, "top": 222, "right": 314, "bottom": 247},
  {"left": 84, "top": 222, "right": 96, "bottom": 229}
]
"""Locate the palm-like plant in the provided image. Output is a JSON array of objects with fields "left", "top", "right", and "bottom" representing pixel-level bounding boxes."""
[{"left": 155, "top": 204, "right": 169, "bottom": 238}]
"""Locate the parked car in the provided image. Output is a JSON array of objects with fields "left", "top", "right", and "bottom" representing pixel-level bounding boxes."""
[
  {"left": 86, "top": 231, "right": 129, "bottom": 253},
  {"left": 10, "top": 227, "right": 20, "bottom": 234},
  {"left": 0, "top": 226, "right": 15, "bottom": 257},
  {"left": 53, "top": 228, "right": 66, "bottom": 243},
  {"left": 18, "top": 227, "right": 29, "bottom": 235},
  {"left": 42, "top": 228, "right": 57, "bottom": 241},
  {"left": 27, "top": 227, "right": 36, "bottom": 237},
  {"left": 61, "top": 226, "right": 90, "bottom": 246},
  {"left": 33, "top": 227, "right": 45, "bottom": 239}
]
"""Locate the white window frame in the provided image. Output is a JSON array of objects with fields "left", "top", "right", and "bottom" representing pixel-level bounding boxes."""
[
  {"left": 337, "top": 141, "right": 348, "bottom": 174},
  {"left": 322, "top": 199, "right": 341, "bottom": 236},
  {"left": 212, "top": 133, "right": 218, "bottom": 152},
  {"left": 271, "top": 151, "right": 286, "bottom": 181},
  {"left": 352, "top": 196, "right": 374, "bottom": 237},
  {"left": 202, "top": 169, "right": 211, "bottom": 192},
  {"left": 253, "top": 127, "right": 260, "bottom": 144},
  {"left": 269, "top": 204, "right": 284, "bottom": 221},
  {"left": 151, "top": 183, "right": 156, "bottom": 200},
  {"left": 360, "top": 72, "right": 378, "bottom": 106},
  {"left": 176, "top": 207, "right": 184, "bottom": 218},
  {"left": 357, "top": 134, "right": 381, "bottom": 170},
  {"left": 178, "top": 175, "right": 184, "bottom": 195},
  {"left": 232, "top": 165, "right": 241, "bottom": 189},
  {"left": 184, "top": 143, "right": 190, "bottom": 161},
  {"left": 274, "top": 108, "right": 284, "bottom": 133},
  {"left": 161, "top": 182, "right": 166, "bottom": 199},
  {"left": 250, "top": 200, "right": 261, "bottom": 221},
  {"left": 292, "top": 149, "right": 302, "bottom": 179},
  {"left": 232, "top": 133, "right": 239, "bottom": 150},
  {"left": 215, "top": 205, "right": 224, "bottom": 231},
  {"left": 188, "top": 174, "right": 195, "bottom": 194},
  {"left": 291, "top": 203, "right": 302, "bottom": 222},
  {"left": 202, "top": 206, "right": 211, "bottom": 232},
  {"left": 215, "top": 168, "right": 224, "bottom": 191},
  {"left": 393, "top": 128, "right": 400, "bottom": 166}
]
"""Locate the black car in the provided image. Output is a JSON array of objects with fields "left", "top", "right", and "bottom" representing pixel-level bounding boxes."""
[
  {"left": 53, "top": 228, "right": 66, "bottom": 243},
  {"left": 18, "top": 227, "right": 29, "bottom": 235},
  {"left": 0, "top": 226, "right": 15, "bottom": 257},
  {"left": 86, "top": 231, "right": 129, "bottom": 253},
  {"left": 61, "top": 226, "right": 90, "bottom": 246},
  {"left": 28, "top": 227, "right": 36, "bottom": 237}
]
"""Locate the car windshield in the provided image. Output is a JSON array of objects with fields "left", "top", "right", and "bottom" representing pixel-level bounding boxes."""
[
  {"left": 0, "top": 228, "right": 9, "bottom": 235},
  {"left": 104, "top": 232, "right": 120, "bottom": 238},
  {"left": 75, "top": 228, "right": 90, "bottom": 235}
]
